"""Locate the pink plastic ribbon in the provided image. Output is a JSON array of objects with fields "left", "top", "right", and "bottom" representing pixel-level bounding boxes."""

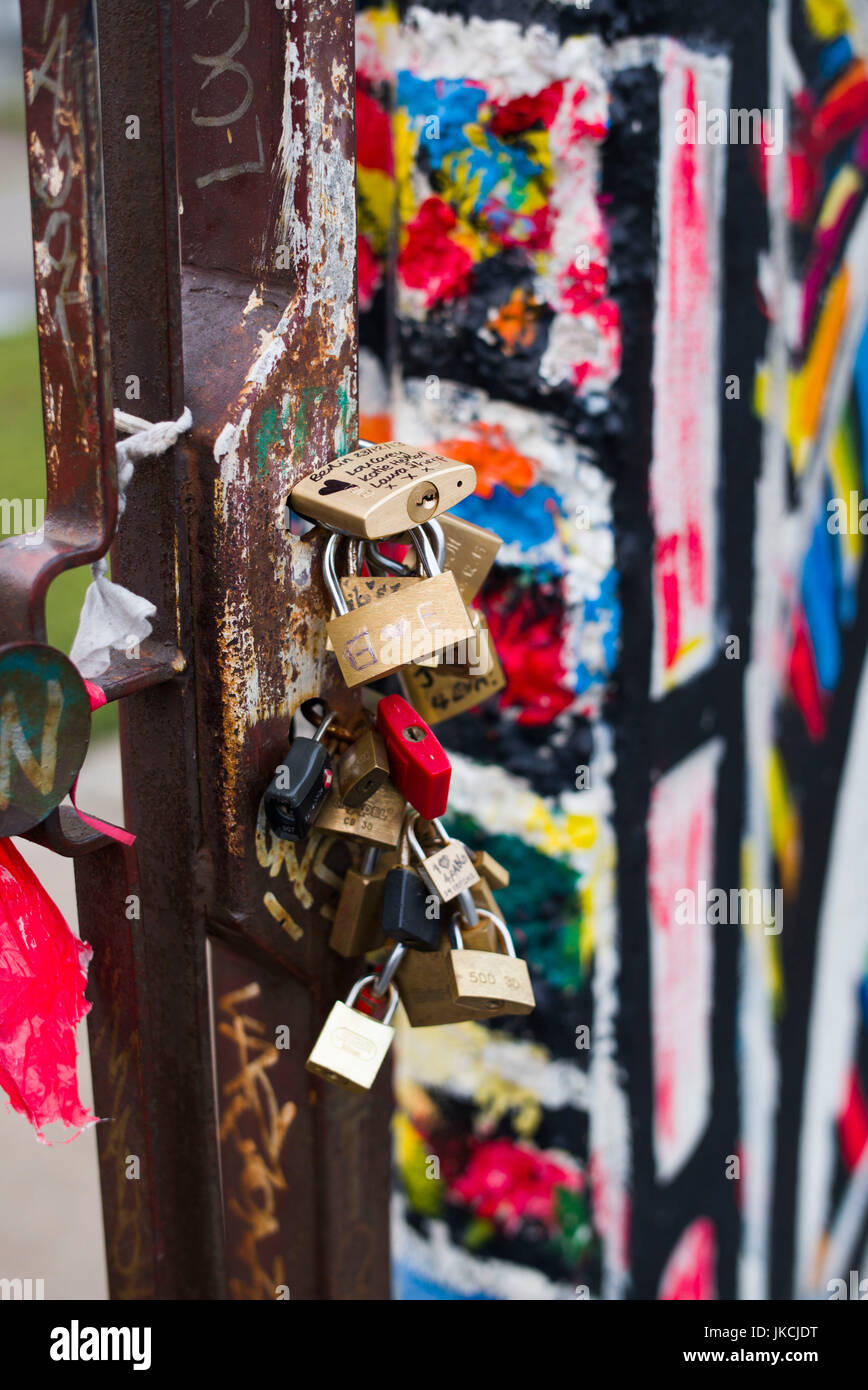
[
  {"left": 71, "top": 680, "right": 136, "bottom": 846},
  {"left": 0, "top": 838, "right": 97, "bottom": 1139}
]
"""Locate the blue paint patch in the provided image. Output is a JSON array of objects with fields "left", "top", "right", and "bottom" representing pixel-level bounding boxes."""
[
  {"left": 393, "top": 1262, "right": 498, "bottom": 1300},
  {"left": 802, "top": 508, "right": 842, "bottom": 691},
  {"left": 454, "top": 483, "right": 561, "bottom": 553},
  {"left": 575, "top": 566, "right": 620, "bottom": 690},
  {"left": 397, "top": 71, "right": 547, "bottom": 226},
  {"left": 397, "top": 73, "right": 485, "bottom": 168},
  {"left": 817, "top": 36, "right": 853, "bottom": 84}
]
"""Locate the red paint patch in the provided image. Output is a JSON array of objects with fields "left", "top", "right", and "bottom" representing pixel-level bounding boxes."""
[
  {"left": 488, "top": 81, "right": 565, "bottom": 137},
  {"left": 658, "top": 1217, "right": 717, "bottom": 1300},
  {"left": 789, "top": 613, "right": 827, "bottom": 740},
  {"left": 484, "top": 578, "right": 574, "bottom": 726},
  {"left": 356, "top": 84, "right": 394, "bottom": 176},
  {"left": 559, "top": 256, "right": 608, "bottom": 315},
  {"left": 452, "top": 1137, "right": 582, "bottom": 1234},
  {"left": 838, "top": 1067, "right": 868, "bottom": 1171},
  {"left": 398, "top": 197, "right": 474, "bottom": 307}
]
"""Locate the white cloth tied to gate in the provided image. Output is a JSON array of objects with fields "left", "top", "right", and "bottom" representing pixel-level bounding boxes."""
[{"left": 69, "top": 407, "right": 192, "bottom": 679}]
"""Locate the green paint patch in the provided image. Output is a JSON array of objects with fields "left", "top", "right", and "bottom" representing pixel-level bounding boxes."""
[
  {"left": 462, "top": 1217, "right": 496, "bottom": 1251},
  {"left": 292, "top": 386, "right": 326, "bottom": 453},
  {"left": 445, "top": 810, "right": 585, "bottom": 992},
  {"left": 550, "top": 1185, "right": 598, "bottom": 1268},
  {"left": 401, "top": 1155, "right": 444, "bottom": 1219},
  {"left": 255, "top": 404, "right": 281, "bottom": 477},
  {"left": 336, "top": 385, "right": 356, "bottom": 457}
]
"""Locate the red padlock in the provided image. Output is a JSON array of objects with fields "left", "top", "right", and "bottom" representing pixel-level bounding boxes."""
[{"left": 376, "top": 694, "right": 451, "bottom": 820}]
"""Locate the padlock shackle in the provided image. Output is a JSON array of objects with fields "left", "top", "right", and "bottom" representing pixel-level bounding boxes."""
[
  {"left": 323, "top": 531, "right": 349, "bottom": 615},
  {"left": 311, "top": 709, "right": 337, "bottom": 744},
  {"left": 451, "top": 906, "right": 514, "bottom": 957},
  {"left": 371, "top": 940, "right": 407, "bottom": 997},
  {"left": 455, "top": 885, "right": 480, "bottom": 928},
  {"left": 360, "top": 845, "right": 380, "bottom": 875},
  {"left": 345, "top": 974, "right": 399, "bottom": 1025},
  {"left": 403, "top": 811, "right": 428, "bottom": 865},
  {"left": 410, "top": 523, "right": 442, "bottom": 578},
  {"left": 365, "top": 519, "right": 445, "bottom": 577},
  {"left": 323, "top": 531, "right": 365, "bottom": 617},
  {"left": 363, "top": 540, "right": 413, "bottom": 577}
]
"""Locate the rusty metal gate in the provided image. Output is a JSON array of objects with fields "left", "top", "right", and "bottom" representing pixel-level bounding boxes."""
[{"left": 4, "top": 0, "right": 389, "bottom": 1298}]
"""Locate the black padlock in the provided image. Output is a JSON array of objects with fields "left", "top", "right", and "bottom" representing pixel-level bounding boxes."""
[
  {"left": 264, "top": 707, "right": 336, "bottom": 841},
  {"left": 381, "top": 812, "right": 441, "bottom": 951}
]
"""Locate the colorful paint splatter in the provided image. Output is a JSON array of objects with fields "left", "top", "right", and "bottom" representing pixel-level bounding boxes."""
[{"left": 359, "top": 0, "right": 868, "bottom": 1301}]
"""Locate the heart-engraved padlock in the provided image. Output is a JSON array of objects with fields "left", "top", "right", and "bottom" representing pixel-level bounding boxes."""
[
  {"left": 414, "top": 826, "right": 507, "bottom": 915},
  {"left": 324, "top": 529, "right": 474, "bottom": 688},
  {"left": 405, "top": 815, "right": 479, "bottom": 903},
  {"left": 305, "top": 974, "right": 399, "bottom": 1092},
  {"left": 447, "top": 906, "right": 535, "bottom": 1016},
  {"left": 290, "top": 440, "right": 476, "bottom": 538}
]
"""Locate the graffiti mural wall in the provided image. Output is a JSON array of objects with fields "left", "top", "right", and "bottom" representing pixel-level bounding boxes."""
[{"left": 357, "top": 0, "right": 868, "bottom": 1299}]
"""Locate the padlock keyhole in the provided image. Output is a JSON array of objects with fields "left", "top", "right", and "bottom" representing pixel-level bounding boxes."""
[
  {"left": 407, "top": 480, "right": 440, "bottom": 520},
  {"left": 402, "top": 725, "right": 427, "bottom": 743}
]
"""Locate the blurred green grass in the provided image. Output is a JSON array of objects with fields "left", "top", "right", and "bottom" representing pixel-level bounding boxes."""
[{"left": 1, "top": 326, "right": 115, "bottom": 734}]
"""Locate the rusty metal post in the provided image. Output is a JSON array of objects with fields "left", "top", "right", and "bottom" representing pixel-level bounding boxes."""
[
  {"left": 9, "top": 0, "right": 390, "bottom": 1299},
  {"left": 166, "top": 0, "right": 391, "bottom": 1300},
  {"left": 90, "top": 0, "right": 389, "bottom": 1298}
]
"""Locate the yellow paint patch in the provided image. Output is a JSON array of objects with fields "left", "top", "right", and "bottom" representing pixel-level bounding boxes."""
[
  {"left": 789, "top": 268, "right": 849, "bottom": 471},
  {"left": 765, "top": 747, "right": 801, "bottom": 898},
  {"left": 392, "top": 109, "right": 419, "bottom": 228},
  {"left": 828, "top": 421, "right": 862, "bottom": 568},
  {"left": 818, "top": 165, "right": 862, "bottom": 230},
  {"left": 805, "top": 0, "right": 853, "bottom": 40},
  {"left": 357, "top": 165, "right": 394, "bottom": 254}
]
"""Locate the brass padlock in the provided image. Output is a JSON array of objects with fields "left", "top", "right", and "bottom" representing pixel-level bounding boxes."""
[
  {"left": 366, "top": 526, "right": 494, "bottom": 678},
  {"left": 336, "top": 727, "right": 391, "bottom": 807},
  {"left": 472, "top": 849, "right": 510, "bottom": 891},
  {"left": 306, "top": 974, "right": 399, "bottom": 1092},
  {"left": 470, "top": 875, "right": 501, "bottom": 917},
  {"left": 329, "top": 846, "right": 387, "bottom": 956},
  {"left": 414, "top": 825, "right": 505, "bottom": 913},
  {"left": 324, "top": 530, "right": 475, "bottom": 688},
  {"left": 400, "top": 637, "right": 506, "bottom": 724},
  {"left": 437, "top": 512, "right": 502, "bottom": 602},
  {"left": 405, "top": 815, "right": 479, "bottom": 903},
  {"left": 290, "top": 441, "right": 476, "bottom": 538},
  {"left": 428, "top": 606, "right": 498, "bottom": 678},
  {"left": 315, "top": 776, "right": 406, "bottom": 846},
  {"left": 395, "top": 912, "right": 500, "bottom": 1026},
  {"left": 447, "top": 908, "right": 534, "bottom": 1016}
]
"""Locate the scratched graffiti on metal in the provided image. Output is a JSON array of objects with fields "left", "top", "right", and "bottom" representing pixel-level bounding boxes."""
[
  {"left": 217, "top": 984, "right": 297, "bottom": 1300},
  {"left": 88, "top": 1016, "right": 150, "bottom": 1301},
  {"left": 186, "top": 0, "right": 265, "bottom": 189},
  {"left": 255, "top": 802, "right": 344, "bottom": 922}
]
